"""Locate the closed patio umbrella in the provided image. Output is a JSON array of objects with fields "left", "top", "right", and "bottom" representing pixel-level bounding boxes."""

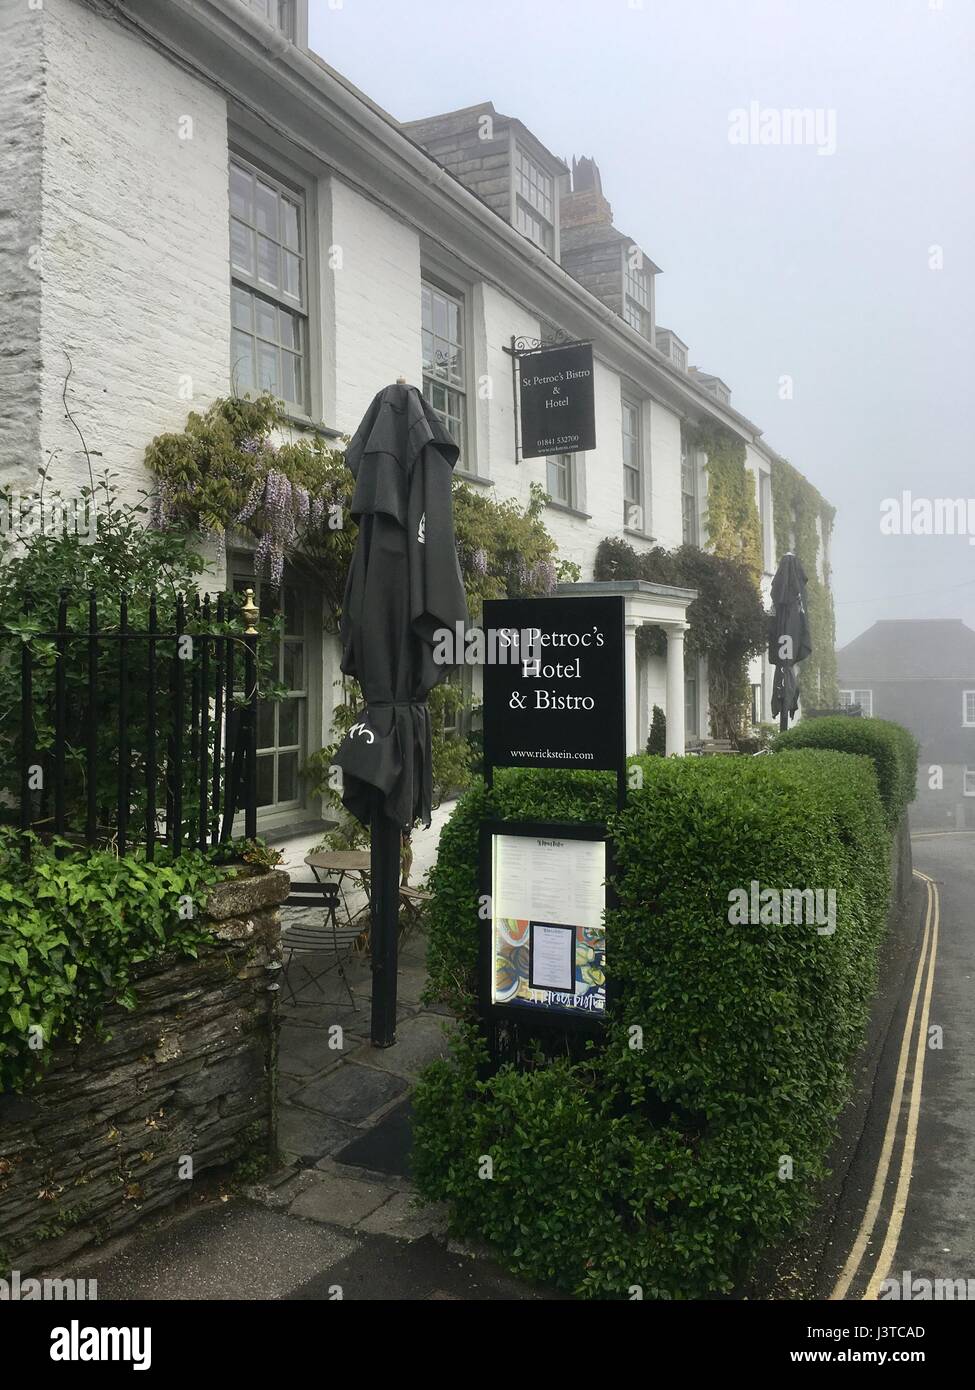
[
  {"left": 768, "top": 551, "right": 812, "bottom": 730},
  {"left": 334, "top": 381, "right": 468, "bottom": 1045}
]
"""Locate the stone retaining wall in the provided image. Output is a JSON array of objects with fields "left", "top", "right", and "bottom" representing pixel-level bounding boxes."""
[{"left": 0, "top": 868, "right": 289, "bottom": 1273}]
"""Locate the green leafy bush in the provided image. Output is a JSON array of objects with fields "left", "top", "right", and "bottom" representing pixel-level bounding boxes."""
[
  {"left": 0, "top": 831, "right": 223, "bottom": 1092},
  {"left": 414, "top": 752, "right": 891, "bottom": 1297},
  {"left": 646, "top": 704, "right": 666, "bottom": 756},
  {"left": 773, "top": 715, "right": 918, "bottom": 827}
]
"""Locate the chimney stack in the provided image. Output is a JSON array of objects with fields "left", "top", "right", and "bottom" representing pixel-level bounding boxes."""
[{"left": 560, "top": 155, "right": 614, "bottom": 230}]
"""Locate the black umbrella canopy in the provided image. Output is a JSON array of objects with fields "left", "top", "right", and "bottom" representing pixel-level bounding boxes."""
[
  {"left": 334, "top": 383, "right": 468, "bottom": 831},
  {"left": 768, "top": 551, "right": 813, "bottom": 724}
]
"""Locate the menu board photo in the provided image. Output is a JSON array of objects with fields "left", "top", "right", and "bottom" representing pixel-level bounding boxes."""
[{"left": 486, "top": 825, "right": 608, "bottom": 1019}]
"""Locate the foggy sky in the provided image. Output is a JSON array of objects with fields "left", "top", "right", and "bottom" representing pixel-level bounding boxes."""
[{"left": 309, "top": 0, "right": 975, "bottom": 648}]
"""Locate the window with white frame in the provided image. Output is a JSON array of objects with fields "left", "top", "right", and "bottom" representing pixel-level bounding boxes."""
[
  {"left": 230, "top": 154, "right": 308, "bottom": 412},
  {"left": 421, "top": 278, "right": 468, "bottom": 461},
  {"left": 681, "top": 428, "right": 698, "bottom": 545},
  {"left": 514, "top": 145, "right": 555, "bottom": 253},
  {"left": 623, "top": 255, "right": 652, "bottom": 339},
  {"left": 839, "top": 689, "right": 873, "bottom": 716},
  {"left": 621, "top": 395, "right": 644, "bottom": 530},
  {"left": 239, "top": 0, "right": 297, "bottom": 39},
  {"left": 546, "top": 454, "right": 575, "bottom": 508},
  {"left": 964, "top": 690, "right": 975, "bottom": 726},
  {"left": 671, "top": 342, "right": 687, "bottom": 370},
  {"left": 232, "top": 569, "right": 308, "bottom": 814},
  {"left": 964, "top": 767, "right": 975, "bottom": 797},
  {"left": 759, "top": 471, "right": 774, "bottom": 572}
]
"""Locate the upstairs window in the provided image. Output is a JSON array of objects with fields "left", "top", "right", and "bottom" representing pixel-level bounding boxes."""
[
  {"left": 240, "top": 0, "right": 297, "bottom": 40},
  {"left": 514, "top": 146, "right": 555, "bottom": 253},
  {"left": 964, "top": 690, "right": 975, "bottom": 727},
  {"left": 672, "top": 342, "right": 687, "bottom": 370},
  {"left": 621, "top": 395, "right": 643, "bottom": 530},
  {"left": 422, "top": 279, "right": 468, "bottom": 461},
  {"left": 546, "top": 454, "right": 575, "bottom": 508},
  {"left": 230, "top": 154, "right": 308, "bottom": 413},
  {"left": 623, "top": 257, "right": 652, "bottom": 338},
  {"left": 681, "top": 429, "right": 698, "bottom": 545}
]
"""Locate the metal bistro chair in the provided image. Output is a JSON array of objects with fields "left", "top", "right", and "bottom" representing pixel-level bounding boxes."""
[{"left": 281, "top": 880, "right": 365, "bottom": 1011}]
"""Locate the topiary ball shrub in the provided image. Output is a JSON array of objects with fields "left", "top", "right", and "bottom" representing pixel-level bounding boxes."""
[
  {"left": 414, "top": 753, "right": 891, "bottom": 1298},
  {"left": 773, "top": 715, "right": 918, "bottom": 827}
]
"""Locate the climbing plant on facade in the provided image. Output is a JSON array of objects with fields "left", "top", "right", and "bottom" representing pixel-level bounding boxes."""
[
  {"left": 769, "top": 456, "right": 837, "bottom": 704},
  {"left": 144, "top": 394, "right": 353, "bottom": 604},
  {"left": 690, "top": 421, "right": 762, "bottom": 581}
]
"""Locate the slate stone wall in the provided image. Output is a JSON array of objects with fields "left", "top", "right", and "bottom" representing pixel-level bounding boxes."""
[{"left": 0, "top": 869, "right": 289, "bottom": 1274}]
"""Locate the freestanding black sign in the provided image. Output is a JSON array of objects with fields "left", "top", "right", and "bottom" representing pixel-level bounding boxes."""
[
  {"left": 481, "top": 595, "right": 625, "bottom": 780},
  {"left": 518, "top": 343, "right": 596, "bottom": 460}
]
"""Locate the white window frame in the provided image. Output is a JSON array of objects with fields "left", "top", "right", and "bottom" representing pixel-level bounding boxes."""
[
  {"left": 229, "top": 149, "right": 312, "bottom": 416},
  {"left": 421, "top": 275, "right": 470, "bottom": 468},
  {"left": 621, "top": 393, "right": 645, "bottom": 532},
  {"left": 759, "top": 470, "right": 774, "bottom": 573},
  {"left": 839, "top": 689, "right": 873, "bottom": 716},
  {"left": 964, "top": 767, "right": 975, "bottom": 797},
  {"left": 964, "top": 690, "right": 975, "bottom": 727},
  {"left": 681, "top": 428, "right": 699, "bottom": 546},
  {"left": 239, "top": 0, "right": 302, "bottom": 42},
  {"left": 623, "top": 250, "right": 652, "bottom": 339},
  {"left": 512, "top": 141, "right": 556, "bottom": 255}
]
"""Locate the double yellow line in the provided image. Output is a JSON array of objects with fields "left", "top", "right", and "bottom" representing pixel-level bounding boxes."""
[{"left": 830, "top": 869, "right": 940, "bottom": 1300}]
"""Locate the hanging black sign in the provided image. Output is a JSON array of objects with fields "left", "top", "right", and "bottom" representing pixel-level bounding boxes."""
[
  {"left": 518, "top": 343, "right": 596, "bottom": 460},
  {"left": 481, "top": 595, "right": 625, "bottom": 776}
]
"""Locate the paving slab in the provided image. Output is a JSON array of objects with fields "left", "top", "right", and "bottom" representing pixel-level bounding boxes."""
[
  {"left": 277, "top": 1104, "right": 363, "bottom": 1163},
  {"left": 288, "top": 1170, "right": 394, "bottom": 1226},
  {"left": 278, "top": 1024, "right": 349, "bottom": 1078},
  {"left": 350, "top": 1012, "right": 451, "bottom": 1080},
  {"left": 333, "top": 1097, "right": 413, "bottom": 1178},
  {"left": 75, "top": 1202, "right": 356, "bottom": 1300},
  {"left": 291, "top": 1062, "right": 407, "bottom": 1123},
  {"left": 357, "top": 1191, "right": 449, "bottom": 1242}
]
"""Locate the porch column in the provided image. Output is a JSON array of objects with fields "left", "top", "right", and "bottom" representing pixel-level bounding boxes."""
[
  {"left": 624, "top": 614, "right": 640, "bottom": 756},
  {"left": 664, "top": 622, "right": 688, "bottom": 756}
]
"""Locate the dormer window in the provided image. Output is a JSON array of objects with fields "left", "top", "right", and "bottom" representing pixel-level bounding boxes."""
[
  {"left": 623, "top": 256, "right": 652, "bottom": 338},
  {"left": 672, "top": 342, "right": 687, "bottom": 370},
  {"left": 240, "top": 0, "right": 298, "bottom": 41},
  {"left": 514, "top": 145, "right": 555, "bottom": 253}
]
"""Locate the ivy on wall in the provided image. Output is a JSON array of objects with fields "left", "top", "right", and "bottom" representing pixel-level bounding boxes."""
[
  {"left": 769, "top": 456, "right": 837, "bottom": 704},
  {"left": 595, "top": 538, "right": 767, "bottom": 741},
  {"left": 690, "top": 422, "right": 762, "bottom": 582}
]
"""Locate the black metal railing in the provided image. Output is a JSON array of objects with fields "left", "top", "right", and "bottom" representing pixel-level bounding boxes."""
[{"left": 1, "top": 587, "right": 261, "bottom": 859}]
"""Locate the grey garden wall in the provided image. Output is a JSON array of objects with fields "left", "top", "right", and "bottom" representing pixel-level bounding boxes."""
[{"left": 0, "top": 869, "right": 288, "bottom": 1274}]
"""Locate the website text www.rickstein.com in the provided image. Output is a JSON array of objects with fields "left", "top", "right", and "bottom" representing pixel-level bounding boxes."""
[{"left": 790, "top": 1326, "right": 926, "bottom": 1365}]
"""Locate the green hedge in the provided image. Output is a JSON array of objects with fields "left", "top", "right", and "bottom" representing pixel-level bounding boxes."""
[
  {"left": 414, "top": 753, "right": 891, "bottom": 1298},
  {"left": 773, "top": 715, "right": 918, "bottom": 827}
]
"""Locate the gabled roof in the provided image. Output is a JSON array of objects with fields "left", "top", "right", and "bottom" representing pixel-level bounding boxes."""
[{"left": 837, "top": 620, "right": 975, "bottom": 682}]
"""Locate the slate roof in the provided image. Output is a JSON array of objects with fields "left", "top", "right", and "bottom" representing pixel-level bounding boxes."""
[{"left": 837, "top": 620, "right": 975, "bottom": 683}]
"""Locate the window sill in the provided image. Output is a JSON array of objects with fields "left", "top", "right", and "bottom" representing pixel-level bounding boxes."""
[
  {"left": 545, "top": 499, "right": 591, "bottom": 521},
  {"left": 454, "top": 470, "right": 493, "bottom": 487},
  {"left": 279, "top": 411, "right": 345, "bottom": 441},
  {"left": 624, "top": 528, "right": 657, "bottom": 544}
]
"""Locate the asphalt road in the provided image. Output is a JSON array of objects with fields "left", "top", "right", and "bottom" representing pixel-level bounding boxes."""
[{"left": 808, "top": 829, "right": 975, "bottom": 1302}]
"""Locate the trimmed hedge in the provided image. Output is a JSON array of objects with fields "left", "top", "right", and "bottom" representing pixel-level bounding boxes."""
[
  {"left": 773, "top": 715, "right": 918, "bottom": 827},
  {"left": 414, "top": 753, "right": 891, "bottom": 1298}
]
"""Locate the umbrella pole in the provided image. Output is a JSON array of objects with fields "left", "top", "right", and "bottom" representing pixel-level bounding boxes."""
[{"left": 370, "top": 791, "right": 400, "bottom": 1048}]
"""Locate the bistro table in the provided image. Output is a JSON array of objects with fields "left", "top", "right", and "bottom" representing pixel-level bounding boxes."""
[{"left": 304, "top": 849, "right": 371, "bottom": 935}]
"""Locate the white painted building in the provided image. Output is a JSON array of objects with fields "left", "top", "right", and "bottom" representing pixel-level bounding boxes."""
[{"left": 0, "top": 0, "right": 829, "bottom": 835}]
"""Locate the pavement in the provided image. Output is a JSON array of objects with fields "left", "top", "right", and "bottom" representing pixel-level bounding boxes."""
[{"left": 71, "top": 926, "right": 555, "bottom": 1301}]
